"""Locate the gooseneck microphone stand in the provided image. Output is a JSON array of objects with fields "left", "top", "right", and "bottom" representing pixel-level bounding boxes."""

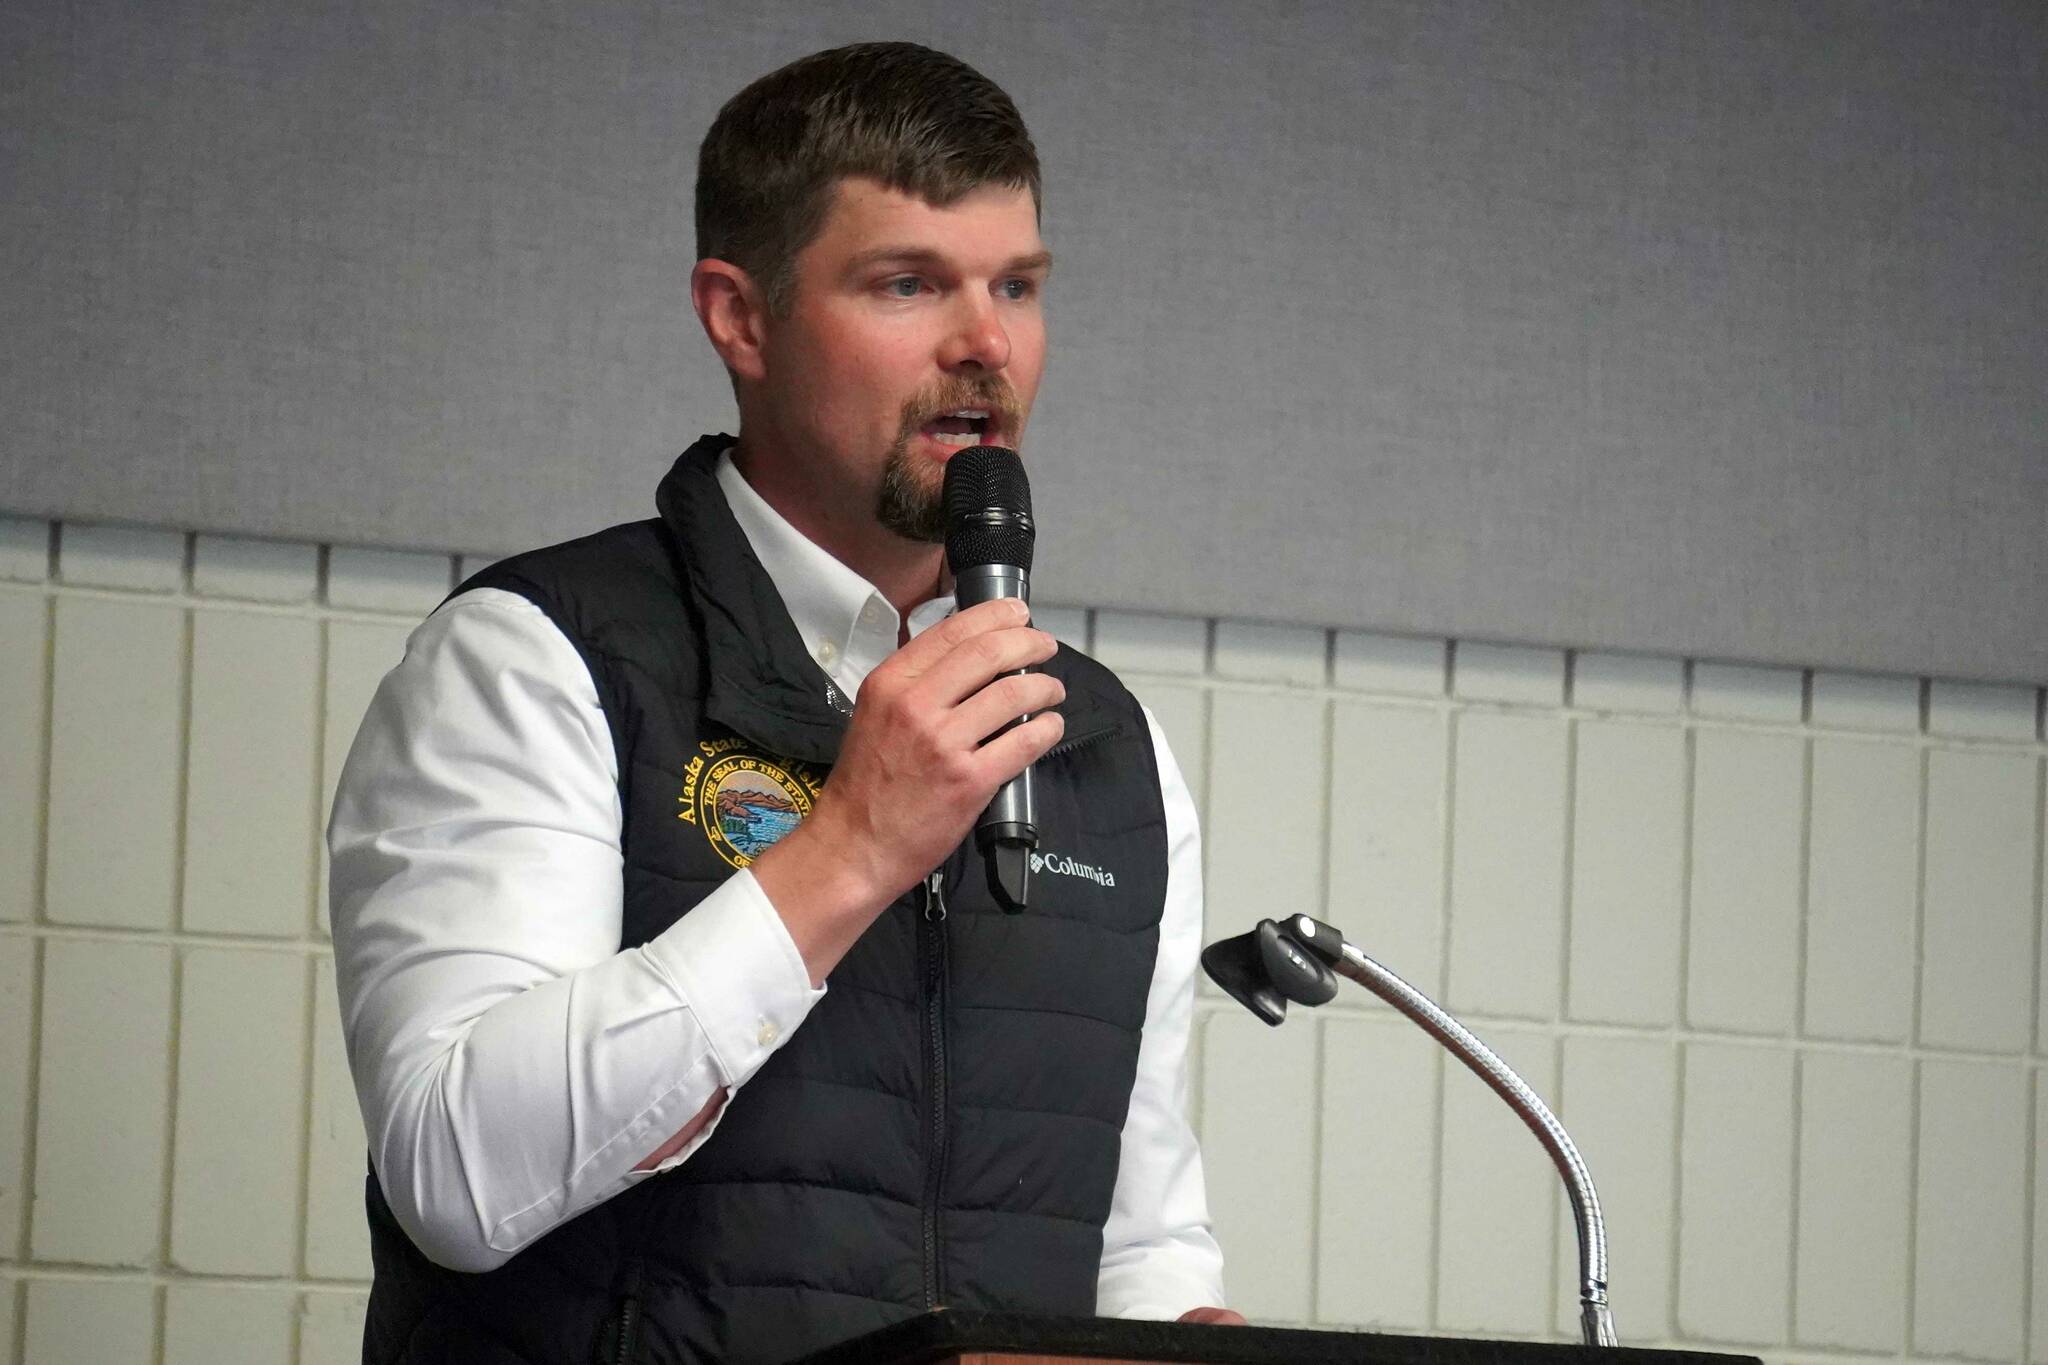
[{"left": 1203, "top": 914, "right": 1619, "bottom": 1348}]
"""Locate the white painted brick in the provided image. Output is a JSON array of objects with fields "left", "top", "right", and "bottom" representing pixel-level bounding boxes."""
[
  {"left": 1685, "top": 729, "right": 1803, "bottom": 1034},
  {"left": 1445, "top": 711, "right": 1567, "bottom": 1019},
  {"left": 0, "top": 516, "right": 50, "bottom": 581},
  {"left": 191, "top": 533, "right": 320, "bottom": 603},
  {"left": 1913, "top": 1059, "right": 2029, "bottom": 1361},
  {"left": 44, "top": 597, "right": 184, "bottom": 929},
  {"left": 1212, "top": 619, "right": 1326, "bottom": 686},
  {"left": 326, "top": 545, "right": 451, "bottom": 615},
  {"left": 2033, "top": 1078, "right": 2047, "bottom": 1365},
  {"left": 1203, "top": 690, "right": 1326, "bottom": 967},
  {"left": 183, "top": 611, "right": 320, "bottom": 936},
  {"left": 0, "top": 1280, "right": 13, "bottom": 1365},
  {"left": 1317, "top": 1014, "right": 1437, "bottom": 1330},
  {"left": 1794, "top": 1050, "right": 1910, "bottom": 1351},
  {"left": 1803, "top": 740, "right": 1918, "bottom": 1043},
  {"left": 23, "top": 1278, "right": 155, "bottom": 1365},
  {"left": 1332, "top": 631, "right": 1445, "bottom": 697},
  {"left": 1089, "top": 610, "right": 1207, "bottom": 676},
  {"left": 0, "top": 593, "right": 47, "bottom": 923},
  {"left": 1553, "top": 1036, "right": 1676, "bottom": 1342},
  {"left": 1692, "top": 661, "right": 1803, "bottom": 723},
  {"left": 306, "top": 959, "right": 372, "bottom": 1280},
  {"left": 1571, "top": 652, "right": 1684, "bottom": 715},
  {"left": 1928, "top": 679, "right": 2039, "bottom": 741},
  {"left": 1437, "top": 1025, "right": 1557, "bottom": 1337},
  {"left": 298, "top": 1292, "right": 370, "bottom": 1365},
  {"left": 58, "top": 522, "right": 186, "bottom": 592},
  {"left": 1677, "top": 1042, "right": 1793, "bottom": 1345},
  {"left": 1567, "top": 722, "right": 1684, "bottom": 1027},
  {"left": 1327, "top": 703, "right": 1447, "bottom": 996},
  {"left": 30, "top": 939, "right": 173, "bottom": 1265},
  {"left": 0, "top": 940, "right": 33, "bottom": 1258},
  {"left": 1031, "top": 604, "right": 1089, "bottom": 653},
  {"left": 1809, "top": 670, "right": 1920, "bottom": 733},
  {"left": 319, "top": 619, "right": 415, "bottom": 935},
  {"left": 1920, "top": 749, "right": 2037, "bottom": 1053},
  {"left": 164, "top": 1283, "right": 296, "bottom": 1365},
  {"left": 454, "top": 551, "right": 501, "bottom": 583},
  {"left": 170, "top": 948, "right": 307, "bottom": 1274},
  {"left": 1452, "top": 641, "right": 1566, "bottom": 707},
  {"left": 1200, "top": 1010, "right": 1315, "bottom": 1324},
  {"left": 1131, "top": 683, "right": 1207, "bottom": 811}
]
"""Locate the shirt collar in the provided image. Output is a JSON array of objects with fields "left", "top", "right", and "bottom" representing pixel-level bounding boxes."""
[{"left": 715, "top": 450, "right": 953, "bottom": 697}]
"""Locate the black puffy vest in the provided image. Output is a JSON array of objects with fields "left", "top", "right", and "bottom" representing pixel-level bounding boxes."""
[{"left": 361, "top": 437, "right": 1168, "bottom": 1365}]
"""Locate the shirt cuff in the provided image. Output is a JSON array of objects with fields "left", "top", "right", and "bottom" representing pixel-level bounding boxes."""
[{"left": 637, "top": 869, "right": 825, "bottom": 1089}]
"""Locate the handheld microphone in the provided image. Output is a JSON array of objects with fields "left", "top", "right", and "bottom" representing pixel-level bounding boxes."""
[{"left": 943, "top": 445, "right": 1038, "bottom": 913}]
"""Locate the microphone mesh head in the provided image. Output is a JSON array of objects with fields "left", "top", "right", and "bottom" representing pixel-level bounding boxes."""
[{"left": 943, "top": 446, "right": 1035, "bottom": 572}]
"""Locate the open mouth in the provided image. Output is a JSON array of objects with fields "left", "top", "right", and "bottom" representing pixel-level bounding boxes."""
[{"left": 921, "top": 408, "right": 992, "bottom": 448}]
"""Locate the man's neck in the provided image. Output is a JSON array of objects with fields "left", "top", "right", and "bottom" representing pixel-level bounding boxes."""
[{"left": 731, "top": 437, "right": 947, "bottom": 624}]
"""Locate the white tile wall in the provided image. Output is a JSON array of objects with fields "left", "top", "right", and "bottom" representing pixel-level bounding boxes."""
[
  {"left": 182, "top": 611, "right": 321, "bottom": 937},
  {"left": 1326, "top": 703, "right": 1447, "bottom": 995},
  {"left": 44, "top": 597, "right": 186, "bottom": 930},
  {"left": 1913, "top": 1060, "right": 2030, "bottom": 1361},
  {"left": 1571, "top": 651, "right": 1684, "bottom": 716},
  {"left": 1445, "top": 712, "right": 1567, "bottom": 1019},
  {"left": 1332, "top": 632, "right": 1445, "bottom": 697},
  {"left": 1920, "top": 749, "right": 2038, "bottom": 1054},
  {"left": 1567, "top": 721, "right": 1684, "bottom": 1026},
  {"left": 1794, "top": 1050, "right": 1912, "bottom": 1351},
  {"left": 30, "top": 940, "right": 174, "bottom": 1267},
  {"left": 169, "top": 949, "right": 307, "bottom": 1274},
  {"left": 1678, "top": 1042, "right": 1795, "bottom": 1345},
  {"left": 0, "top": 593, "right": 45, "bottom": 924},
  {"left": 164, "top": 1283, "right": 298, "bottom": 1365},
  {"left": 1686, "top": 729, "right": 1804, "bottom": 1034},
  {"left": 23, "top": 1277, "right": 156, "bottom": 1364},
  {"left": 1803, "top": 739, "right": 1919, "bottom": 1042},
  {"left": 0, "top": 940, "right": 32, "bottom": 1259},
  {"left": 1437, "top": 1026, "right": 1558, "bottom": 1337},
  {"left": 1318, "top": 1015, "right": 1437, "bottom": 1329},
  {"left": 1, "top": 515, "right": 2044, "bottom": 1365}
]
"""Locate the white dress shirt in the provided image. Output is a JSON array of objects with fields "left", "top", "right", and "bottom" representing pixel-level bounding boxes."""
[{"left": 327, "top": 450, "right": 1224, "bottom": 1318}]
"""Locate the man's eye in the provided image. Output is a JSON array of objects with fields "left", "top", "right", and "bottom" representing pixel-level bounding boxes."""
[
  {"left": 998, "top": 279, "right": 1036, "bottom": 301},
  {"left": 884, "top": 277, "right": 923, "bottom": 298}
]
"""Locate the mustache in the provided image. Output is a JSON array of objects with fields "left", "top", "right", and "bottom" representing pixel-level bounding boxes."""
[{"left": 901, "top": 379, "right": 1023, "bottom": 434}]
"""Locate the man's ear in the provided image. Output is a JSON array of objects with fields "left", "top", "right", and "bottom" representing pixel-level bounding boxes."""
[{"left": 691, "top": 259, "right": 770, "bottom": 383}]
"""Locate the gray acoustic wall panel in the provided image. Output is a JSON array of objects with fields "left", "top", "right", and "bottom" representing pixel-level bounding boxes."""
[{"left": 4, "top": 2, "right": 2043, "bottom": 682}]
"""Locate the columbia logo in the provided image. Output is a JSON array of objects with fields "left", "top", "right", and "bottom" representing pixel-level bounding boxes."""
[{"left": 1030, "top": 850, "right": 1116, "bottom": 888}]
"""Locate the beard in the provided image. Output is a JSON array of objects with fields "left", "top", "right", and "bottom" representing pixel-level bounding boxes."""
[
  {"left": 874, "top": 436, "right": 948, "bottom": 543},
  {"left": 873, "top": 377, "right": 1024, "bottom": 544}
]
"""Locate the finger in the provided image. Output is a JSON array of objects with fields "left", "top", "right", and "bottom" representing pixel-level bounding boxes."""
[
  {"left": 948, "top": 672, "right": 1066, "bottom": 747},
  {"left": 968, "top": 709, "right": 1065, "bottom": 787},
  {"left": 914, "top": 625, "right": 1060, "bottom": 709},
  {"left": 886, "top": 598, "right": 1029, "bottom": 680}
]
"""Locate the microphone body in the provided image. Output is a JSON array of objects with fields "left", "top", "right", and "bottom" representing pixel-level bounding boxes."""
[{"left": 943, "top": 448, "right": 1039, "bottom": 913}]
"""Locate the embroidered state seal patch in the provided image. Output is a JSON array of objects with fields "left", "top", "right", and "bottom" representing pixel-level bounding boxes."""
[{"left": 677, "top": 738, "right": 823, "bottom": 868}]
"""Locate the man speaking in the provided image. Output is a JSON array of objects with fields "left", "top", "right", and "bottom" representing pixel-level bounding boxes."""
[{"left": 329, "top": 41, "right": 1241, "bottom": 1363}]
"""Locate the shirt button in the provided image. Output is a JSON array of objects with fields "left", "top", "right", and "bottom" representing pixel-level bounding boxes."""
[
  {"left": 815, "top": 639, "right": 838, "bottom": 665},
  {"left": 757, "top": 1019, "right": 779, "bottom": 1046},
  {"left": 858, "top": 601, "right": 882, "bottom": 628}
]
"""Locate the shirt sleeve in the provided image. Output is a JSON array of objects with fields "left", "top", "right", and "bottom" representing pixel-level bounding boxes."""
[
  {"left": 1095, "top": 707, "right": 1228, "bottom": 1318},
  {"left": 327, "top": 587, "right": 824, "bottom": 1273}
]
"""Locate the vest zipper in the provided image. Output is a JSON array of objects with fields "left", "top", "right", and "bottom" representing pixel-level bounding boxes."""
[
  {"left": 601, "top": 1257, "right": 643, "bottom": 1365},
  {"left": 1045, "top": 719, "right": 1121, "bottom": 760},
  {"left": 919, "top": 868, "right": 950, "bottom": 1309}
]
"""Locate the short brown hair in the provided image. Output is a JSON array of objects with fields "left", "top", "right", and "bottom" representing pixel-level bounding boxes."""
[{"left": 696, "top": 42, "right": 1041, "bottom": 315}]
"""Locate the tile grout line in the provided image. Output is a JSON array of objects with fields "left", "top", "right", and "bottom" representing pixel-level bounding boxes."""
[
  {"left": 30, "top": 595, "right": 55, "bottom": 931},
  {"left": 292, "top": 955, "right": 320, "bottom": 1291},
  {"left": 1424, "top": 706, "right": 1458, "bottom": 1332}
]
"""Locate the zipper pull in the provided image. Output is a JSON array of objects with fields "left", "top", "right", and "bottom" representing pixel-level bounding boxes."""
[{"left": 923, "top": 869, "right": 947, "bottom": 923}]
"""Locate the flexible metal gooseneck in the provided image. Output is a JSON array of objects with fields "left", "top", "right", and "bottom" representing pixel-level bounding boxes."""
[{"left": 1203, "top": 914, "right": 1617, "bottom": 1348}]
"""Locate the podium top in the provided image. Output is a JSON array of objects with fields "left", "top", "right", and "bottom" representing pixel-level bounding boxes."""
[{"left": 788, "top": 1311, "right": 1763, "bottom": 1365}]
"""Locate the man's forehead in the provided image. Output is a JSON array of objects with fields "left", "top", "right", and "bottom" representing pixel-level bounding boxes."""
[{"left": 810, "top": 176, "right": 1046, "bottom": 265}]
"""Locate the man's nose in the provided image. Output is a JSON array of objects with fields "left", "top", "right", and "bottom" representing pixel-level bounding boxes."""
[{"left": 939, "top": 292, "right": 1012, "bottom": 372}]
